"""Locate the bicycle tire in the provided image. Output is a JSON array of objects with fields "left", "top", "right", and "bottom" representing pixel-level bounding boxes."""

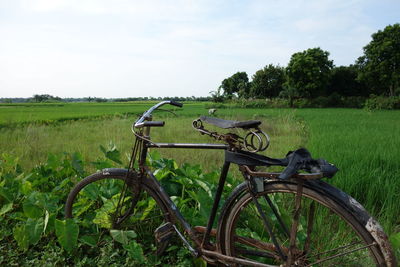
[
  {"left": 217, "top": 180, "right": 395, "bottom": 266},
  {"left": 65, "top": 168, "right": 173, "bottom": 257}
]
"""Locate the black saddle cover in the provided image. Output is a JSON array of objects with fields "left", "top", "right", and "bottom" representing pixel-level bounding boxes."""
[{"left": 279, "top": 148, "right": 338, "bottom": 179}]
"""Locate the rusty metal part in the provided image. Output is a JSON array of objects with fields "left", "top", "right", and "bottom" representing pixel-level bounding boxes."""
[
  {"left": 114, "top": 138, "right": 143, "bottom": 227},
  {"left": 193, "top": 226, "right": 217, "bottom": 251},
  {"left": 154, "top": 222, "right": 175, "bottom": 243},
  {"left": 146, "top": 142, "right": 228, "bottom": 149},
  {"left": 240, "top": 165, "right": 324, "bottom": 180},
  {"left": 244, "top": 128, "right": 270, "bottom": 152},
  {"left": 193, "top": 119, "right": 272, "bottom": 152},
  {"left": 365, "top": 217, "right": 397, "bottom": 267},
  {"left": 193, "top": 226, "right": 301, "bottom": 257},
  {"left": 303, "top": 201, "right": 315, "bottom": 255},
  {"left": 248, "top": 180, "right": 287, "bottom": 261},
  {"left": 287, "top": 179, "right": 304, "bottom": 266},
  {"left": 201, "top": 248, "right": 277, "bottom": 267}
]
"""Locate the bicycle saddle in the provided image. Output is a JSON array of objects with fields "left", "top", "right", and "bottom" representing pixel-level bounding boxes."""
[{"left": 200, "top": 116, "right": 261, "bottom": 129}]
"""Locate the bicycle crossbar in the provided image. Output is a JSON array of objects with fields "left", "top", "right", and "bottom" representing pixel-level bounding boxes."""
[{"left": 147, "top": 143, "right": 229, "bottom": 149}]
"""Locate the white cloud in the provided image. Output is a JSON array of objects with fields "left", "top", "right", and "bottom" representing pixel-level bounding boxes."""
[{"left": 1, "top": 0, "right": 398, "bottom": 97}]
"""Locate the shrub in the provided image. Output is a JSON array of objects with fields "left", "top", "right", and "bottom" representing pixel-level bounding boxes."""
[
  {"left": 364, "top": 95, "right": 400, "bottom": 110},
  {"left": 292, "top": 98, "right": 312, "bottom": 108},
  {"left": 341, "top": 96, "right": 366, "bottom": 108},
  {"left": 0, "top": 146, "right": 231, "bottom": 266}
]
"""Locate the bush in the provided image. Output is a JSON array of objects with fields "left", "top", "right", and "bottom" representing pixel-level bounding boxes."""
[
  {"left": 203, "top": 103, "right": 229, "bottom": 109},
  {"left": 228, "top": 98, "right": 290, "bottom": 108},
  {"left": 207, "top": 96, "right": 399, "bottom": 109},
  {"left": 341, "top": 96, "right": 366, "bottom": 108},
  {"left": 0, "top": 146, "right": 233, "bottom": 266},
  {"left": 364, "top": 95, "right": 400, "bottom": 110},
  {"left": 292, "top": 98, "right": 312, "bottom": 108}
]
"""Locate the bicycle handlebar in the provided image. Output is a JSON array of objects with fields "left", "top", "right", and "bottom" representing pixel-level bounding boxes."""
[
  {"left": 170, "top": 101, "right": 183, "bottom": 108},
  {"left": 134, "top": 100, "right": 183, "bottom": 128},
  {"left": 135, "top": 121, "right": 165, "bottom": 128}
]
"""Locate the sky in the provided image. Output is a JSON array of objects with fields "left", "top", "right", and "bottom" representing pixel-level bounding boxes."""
[{"left": 0, "top": 0, "right": 399, "bottom": 98}]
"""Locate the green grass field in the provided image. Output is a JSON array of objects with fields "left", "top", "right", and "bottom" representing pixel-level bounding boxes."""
[{"left": 1, "top": 102, "right": 399, "bottom": 263}]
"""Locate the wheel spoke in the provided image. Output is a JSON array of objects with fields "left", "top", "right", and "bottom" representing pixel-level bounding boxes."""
[
  {"left": 305, "top": 242, "right": 377, "bottom": 266},
  {"left": 287, "top": 180, "right": 303, "bottom": 265},
  {"left": 302, "top": 241, "right": 361, "bottom": 259},
  {"left": 221, "top": 182, "right": 384, "bottom": 266},
  {"left": 263, "top": 195, "right": 290, "bottom": 238},
  {"left": 250, "top": 191, "right": 287, "bottom": 260},
  {"left": 303, "top": 201, "right": 315, "bottom": 254},
  {"left": 65, "top": 173, "right": 173, "bottom": 257}
]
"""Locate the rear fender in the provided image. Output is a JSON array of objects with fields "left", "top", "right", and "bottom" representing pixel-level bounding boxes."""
[{"left": 310, "top": 180, "right": 396, "bottom": 267}]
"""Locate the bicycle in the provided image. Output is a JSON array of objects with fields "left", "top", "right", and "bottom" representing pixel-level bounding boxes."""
[{"left": 65, "top": 100, "right": 396, "bottom": 266}]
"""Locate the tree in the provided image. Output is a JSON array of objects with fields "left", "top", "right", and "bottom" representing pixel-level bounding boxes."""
[
  {"left": 209, "top": 87, "right": 224, "bottom": 102},
  {"left": 279, "top": 86, "right": 301, "bottom": 107},
  {"left": 219, "top": 72, "right": 250, "bottom": 98},
  {"left": 250, "top": 64, "right": 285, "bottom": 98},
  {"left": 286, "top": 47, "right": 333, "bottom": 98},
  {"left": 327, "top": 65, "right": 369, "bottom": 96},
  {"left": 357, "top": 23, "right": 400, "bottom": 96},
  {"left": 32, "top": 94, "right": 61, "bottom": 102}
]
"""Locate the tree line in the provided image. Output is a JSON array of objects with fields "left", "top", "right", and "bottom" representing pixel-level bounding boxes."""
[
  {"left": 0, "top": 95, "right": 212, "bottom": 103},
  {"left": 212, "top": 24, "right": 400, "bottom": 105}
]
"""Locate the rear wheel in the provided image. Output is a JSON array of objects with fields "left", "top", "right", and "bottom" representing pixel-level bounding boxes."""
[
  {"left": 65, "top": 170, "right": 172, "bottom": 257},
  {"left": 220, "top": 181, "right": 389, "bottom": 266}
]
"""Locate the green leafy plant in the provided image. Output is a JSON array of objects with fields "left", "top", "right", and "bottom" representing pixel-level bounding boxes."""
[
  {"left": 0, "top": 145, "right": 236, "bottom": 265},
  {"left": 55, "top": 219, "right": 79, "bottom": 253}
]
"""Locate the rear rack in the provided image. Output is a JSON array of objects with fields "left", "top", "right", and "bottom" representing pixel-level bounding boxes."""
[{"left": 240, "top": 166, "right": 324, "bottom": 180}]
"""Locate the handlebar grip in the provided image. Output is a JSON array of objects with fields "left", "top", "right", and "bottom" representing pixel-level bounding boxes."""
[
  {"left": 135, "top": 121, "right": 165, "bottom": 128},
  {"left": 170, "top": 101, "right": 183, "bottom": 107}
]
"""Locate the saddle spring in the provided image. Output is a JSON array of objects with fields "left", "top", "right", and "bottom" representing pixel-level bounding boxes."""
[{"left": 192, "top": 119, "right": 270, "bottom": 153}]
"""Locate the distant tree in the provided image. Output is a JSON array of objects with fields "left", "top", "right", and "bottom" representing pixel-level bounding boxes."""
[
  {"left": 356, "top": 23, "right": 400, "bottom": 96},
  {"left": 219, "top": 72, "right": 250, "bottom": 98},
  {"left": 327, "top": 65, "right": 368, "bottom": 96},
  {"left": 94, "top": 98, "right": 107, "bottom": 102},
  {"left": 1, "top": 98, "right": 12, "bottom": 103},
  {"left": 33, "top": 94, "right": 45, "bottom": 102},
  {"left": 32, "top": 94, "right": 61, "bottom": 102},
  {"left": 279, "top": 86, "right": 301, "bottom": 107},
  {"left": 286, "top": 47, "right": 333, "bottom": 98},
  {"left": 209, "top": 87, "right": 224, "bottom": 102},
  {"left": 250, "top": 64, "right": 285, "bottom": 98}
]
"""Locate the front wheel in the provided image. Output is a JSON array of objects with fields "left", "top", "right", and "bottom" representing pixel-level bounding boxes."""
[
  {"left": 65, "top": 169, "right": 173, "bottom": 257},
  {"left": 218, "top": 180, "right": 394, "bottom": 266}
]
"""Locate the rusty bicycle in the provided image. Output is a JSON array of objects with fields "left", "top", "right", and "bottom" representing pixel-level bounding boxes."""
[{"left": 65, "top": 100, "right": 396, "bottom": 266}]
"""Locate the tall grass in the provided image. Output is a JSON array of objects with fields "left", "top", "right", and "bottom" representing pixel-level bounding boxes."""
[
  {"left": 0, "top": 103, "right": 399, "bottom": 247},
  {"left": 0, "top": 113, "right": 305, "bottom": 173},
  {"left": 295, "top": 109, "right": 400, "bottom": 234}
]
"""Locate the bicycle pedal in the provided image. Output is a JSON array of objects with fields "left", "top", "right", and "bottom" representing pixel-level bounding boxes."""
[{"left": 154, "top": 222, "right": 175, "bottom": 243}]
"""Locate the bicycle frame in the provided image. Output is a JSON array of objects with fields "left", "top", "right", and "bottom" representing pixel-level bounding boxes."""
[
  {"left": 138, "top": 125, "right": 229, "bottom": 249},
  {"left": 123, "top": 101, "right": 322, "bottom": 266},
  {"left": 127, "top": 124, "right": 286, "bottom": 267},
  {"left": 110, "top": 101, "right": 395, "bottom": 267}
]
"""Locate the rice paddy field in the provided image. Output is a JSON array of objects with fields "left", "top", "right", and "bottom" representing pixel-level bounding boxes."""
[{"left": 1, "top": 101, "right": 399, "bottom": 260}]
